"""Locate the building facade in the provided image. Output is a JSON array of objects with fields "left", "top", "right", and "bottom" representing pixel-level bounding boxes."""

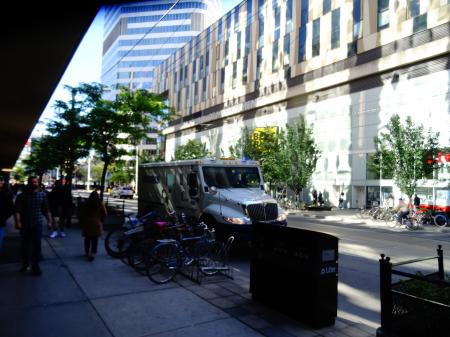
[
  {"left": 154, "top": 0, "right": 450, "bottom": 208},
  {"left": 101, "top": 0, "right": 221, "bottom": 154}
]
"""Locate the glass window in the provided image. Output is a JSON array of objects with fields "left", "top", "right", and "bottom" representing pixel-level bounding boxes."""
[
  {"left": 245, "top": 25, "right": 251, "bottom": 56},
  {"left": 273, "top": 0, "right": 280, "bottom": 40},
  {"left": 202, "top": 78, "right": 207, "bottom": 102},
  {"left": 258, "top": 16, "right": 265, "bottom": 47},
  {"left": 220, "top": 68, "right": 225, "bottom": 94},
  {"left": 205, "top": 51, "right": 210, "bottom": 75},
  {"left": 193, "top": 60, "right": 197, "bottom": 82},
  {"left": 256, "top": 48, "right": 263, "bottom": 78},
  {"left": 331, "top": 9, "right": 340, "bottom": 49},
  {"left": 285, "top": 0, "right": 293, "bottom": 33},
  {"left": 283, "top": 34, "right": 290, "bottom": 66},
  {"left": 272, "top": 41, "right": 279, "bottom": 72},
  {"left": 413, "top": 13, "right": 427, "bottom": 33},
  {"left": 247, "top": 0, "right": 253, "bottom": 25},
  {"left": 242, "top": 56, "right": 248, "bottom": 84},
  {"left": 377, "top": 0, "right": 390, "bottom": 31},
  {"left": 186, "top": 85, "right": 190, "bottom": 109},
  {"left": 194, "top": 82, "right": 198, "bottom": 105},
  {"left": 227, "top": 11, "right": 232, "bottom": 38},
  {"left": 353, "top": 0, "right": 362, "bottom": 39},
  {"left": 323, "top": 0, "right": 331, "bottom": 14},
  {"left": 234, "top": 6, "right": 239, "bottom": 32},
  {"left": 202, "top": 166, "right": 261, "bottom": 188},
  {"left": 407, "top": 0, "right": 420, "bottom": 18},
  {"left": 225, "top": 41, "right": 229, "bottom": 66},
  {"left": 312, "top": 18, "right": 320, "bottom": 57},
  {"left": 232, "top": 62, "right": 237, "bottom": 88},
  {"left": 237, "top": 31, "right": 242, "bottom": 59},
  {"left": 298, "top": 26, "right": 307, "bottom": 62},
  {"left": 301, "top": 0, "right": 309, "bottom": 26},
  {"left": 218, "top": 19, "right": 223, "bottom": 42},
  {"left": 200, "top": 56, "right": 204, "bottom": 78}
]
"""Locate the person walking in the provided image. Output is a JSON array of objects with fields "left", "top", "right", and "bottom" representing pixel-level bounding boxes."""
[
  {"left": 318, "top": 192, "right": 324, "bottom": 206},
  {"left": 48, "top": 179, "right": 64, "bottom": 238},
  {"left": 15, "top": 176, "right": 53, "bottom": 276},
  {"left": 0, "top": 176, "right": 15, "bottom": 251},
  {"left": 338, "top": 192, "right": 345, "bottom": 209},
  {"left": 312, "top": 190, "right": 318, "bottom": 206},
  {"left": 79, "top": 191, "right": 106, "bottom": 262},
  {"left": 413, "top": 194, "right": 421, "bottom": 211}
]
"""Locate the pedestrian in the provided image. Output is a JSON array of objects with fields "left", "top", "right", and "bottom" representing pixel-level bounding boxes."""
[
  {"left": 15, "top": 176, "right": 53, "bottom": 276},
  {"left": 318, "top": 192, "right": 324, "bottom": 206},
  {"left": 60, "top": 177, "right": 73, "bottom": 229},
  {"left": 312, "top": 190, "right": 318, "bottom": 206},
  {"left": 0, "top": 176, "right": 15, "bottom": 251},
  {"left": 48, "top": 179, "right": 64, "bottom": 238},
  {"left": 338, "top": 192, "right": 344, "bottom": 209},
  {"left": 79, "top": 190, "right": 106, "bottom": 262},
  {"left": 413, "top": 194, "right": 421, "bottom": 211}
]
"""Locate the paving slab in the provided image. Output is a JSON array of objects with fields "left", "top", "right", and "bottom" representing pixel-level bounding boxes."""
[
  {"left": 92, "top": 287, "right": 229, "bottom": 337},
  {"left": 0, "top": 300, "right": 111, "bottom": 337},
  {"left": 150, "top": 317, "right": 264, "bottom": 337},
  {"left": 0, "top": 259, "right": 86, "bottom": 309}
]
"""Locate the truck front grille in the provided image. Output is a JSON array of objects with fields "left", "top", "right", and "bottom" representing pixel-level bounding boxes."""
[{"left": 246, "top": 203, "right": 278, "bottom": 221}]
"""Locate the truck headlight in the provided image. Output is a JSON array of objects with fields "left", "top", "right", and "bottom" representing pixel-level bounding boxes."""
[
  {"left": 223, "top": 217, "right": 250, "bottom": 224},
  {"left": 277, "top": 212, "right": 288, "bottom": 221}
]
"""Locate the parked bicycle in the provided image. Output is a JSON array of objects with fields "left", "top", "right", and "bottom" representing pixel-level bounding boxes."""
[{"left": 145, "top": 223, "right": 233, "bottom": 284}]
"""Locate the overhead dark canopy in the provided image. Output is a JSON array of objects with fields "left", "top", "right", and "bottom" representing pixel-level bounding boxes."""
[{"left": 0, "top": 1, "right": 130, "bottom": 171}]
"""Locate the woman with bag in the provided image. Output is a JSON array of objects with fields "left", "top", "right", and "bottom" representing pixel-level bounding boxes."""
[{"left": 79, "top": 190, "right": 106, "bottom": 261}]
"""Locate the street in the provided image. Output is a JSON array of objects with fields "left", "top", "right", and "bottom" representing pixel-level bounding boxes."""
[{"left": 77, "top": 191, "right": 450, "bottom": 329}]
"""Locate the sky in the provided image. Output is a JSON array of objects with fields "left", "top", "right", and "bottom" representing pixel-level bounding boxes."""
[{"left": 32, "top": 0, "right": 242, "bottom": 137}]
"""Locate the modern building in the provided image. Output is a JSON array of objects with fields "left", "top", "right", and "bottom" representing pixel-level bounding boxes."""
[
  {"left": 101, "top": 0, "right": 221, "bottom": 155},
  {"left": 154, "top": 0, "right": 450, "bottom": 208}
]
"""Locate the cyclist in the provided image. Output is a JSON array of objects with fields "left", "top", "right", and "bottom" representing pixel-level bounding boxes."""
[{"left": 395, "top": 198, "right": 409, "bottom": 224}]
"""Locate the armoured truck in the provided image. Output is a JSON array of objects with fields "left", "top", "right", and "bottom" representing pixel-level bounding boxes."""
[{"left": 138, "top": 159, "right": 287, "bottom": 240}]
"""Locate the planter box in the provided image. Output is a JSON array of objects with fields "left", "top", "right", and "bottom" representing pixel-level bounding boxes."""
[{"left": 389, "top": 275, "right": 450, "bottom": 337}]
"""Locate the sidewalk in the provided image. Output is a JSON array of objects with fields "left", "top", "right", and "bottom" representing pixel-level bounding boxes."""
[{"left": 0, "top": 225, "right": 376, "bottom": 337}]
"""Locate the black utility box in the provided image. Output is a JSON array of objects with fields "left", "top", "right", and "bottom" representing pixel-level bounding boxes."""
[{"left": 250, "top": 224, "right": 338, "bottom": 328}]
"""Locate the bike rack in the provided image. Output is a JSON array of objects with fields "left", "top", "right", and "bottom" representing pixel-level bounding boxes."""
[{"left": 179, "top": 236, "right": 235, "bottom": 284}]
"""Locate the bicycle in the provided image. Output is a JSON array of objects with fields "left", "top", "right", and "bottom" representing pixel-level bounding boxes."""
[
  {"left": 104, "top": 211, "right": 157, "bottom": 258},
  {"left": 145, "top": 223, "right": 228, "bottom": 284}
]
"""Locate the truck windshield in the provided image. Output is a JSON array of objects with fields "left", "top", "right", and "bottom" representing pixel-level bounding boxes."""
[{"left": 202, "top": 166, "right": 261, "bottom": 188}]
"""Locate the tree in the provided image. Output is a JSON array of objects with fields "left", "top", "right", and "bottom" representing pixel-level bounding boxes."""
[
  {"left": 285, "top": 118, "right": 321, "bottom": 205},
  {"left": 85, "top": 85, "right": 172, "bottom": 199},
  {"left": 228, "top": 127, "right": 286, "bottom": 191},
  {"left": 46, "top": 85, "right": 91, "bottom": 181},
  {"left": 174, "top": 139, "right": 210, "bottom": 160},
  {"left": 22, "top": 135, "right": 61, "bottom": 182},
  {"left": 375, "top": 114, "right": 439, "bottom": 200}
]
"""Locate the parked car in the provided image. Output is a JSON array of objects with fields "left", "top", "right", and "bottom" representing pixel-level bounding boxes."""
[{"left": 111, "top": 186, "right": 134, "bottom": 199}]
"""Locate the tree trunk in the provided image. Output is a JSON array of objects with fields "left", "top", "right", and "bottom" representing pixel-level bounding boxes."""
[{"left": 99, "top": 157, "right": 110, "bottom": 201}]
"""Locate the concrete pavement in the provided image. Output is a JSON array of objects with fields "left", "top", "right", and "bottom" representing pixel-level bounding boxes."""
[{"left": 0, "top": 220, "right": 379, "bottom": 337}]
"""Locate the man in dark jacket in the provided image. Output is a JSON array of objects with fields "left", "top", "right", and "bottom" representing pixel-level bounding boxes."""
[{"left": 15, "top": 176, "right": 53, "bottom": 276}]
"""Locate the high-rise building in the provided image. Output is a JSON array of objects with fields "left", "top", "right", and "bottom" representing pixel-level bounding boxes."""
[
  {"left": 101, "top": 0, "right": 221, "bottom": 155},
  {"left": 154, "top": 0, "right": 450, "bottom": 208}
]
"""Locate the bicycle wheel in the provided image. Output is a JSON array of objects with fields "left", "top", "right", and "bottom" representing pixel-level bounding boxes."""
[
  {"left": 434, "top": 214, "right": 448, "bottom": 228},
  {"left": 146, "top": 243, "right": 179, "bottom": 284},
  {"left": 104, "top": 230, "right": 130, "bottom": 258},
  {"left": 128, "top": 239, "right": 155, "bottom": 273}
]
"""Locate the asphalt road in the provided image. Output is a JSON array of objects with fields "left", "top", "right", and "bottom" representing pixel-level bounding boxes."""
[{"left": 74, "top": 191, "right": 450, "bottom": 328}]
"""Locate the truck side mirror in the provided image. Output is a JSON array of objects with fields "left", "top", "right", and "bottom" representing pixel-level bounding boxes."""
[{"left": 209, "top": 186, "right": 218, "bottom": 195}]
